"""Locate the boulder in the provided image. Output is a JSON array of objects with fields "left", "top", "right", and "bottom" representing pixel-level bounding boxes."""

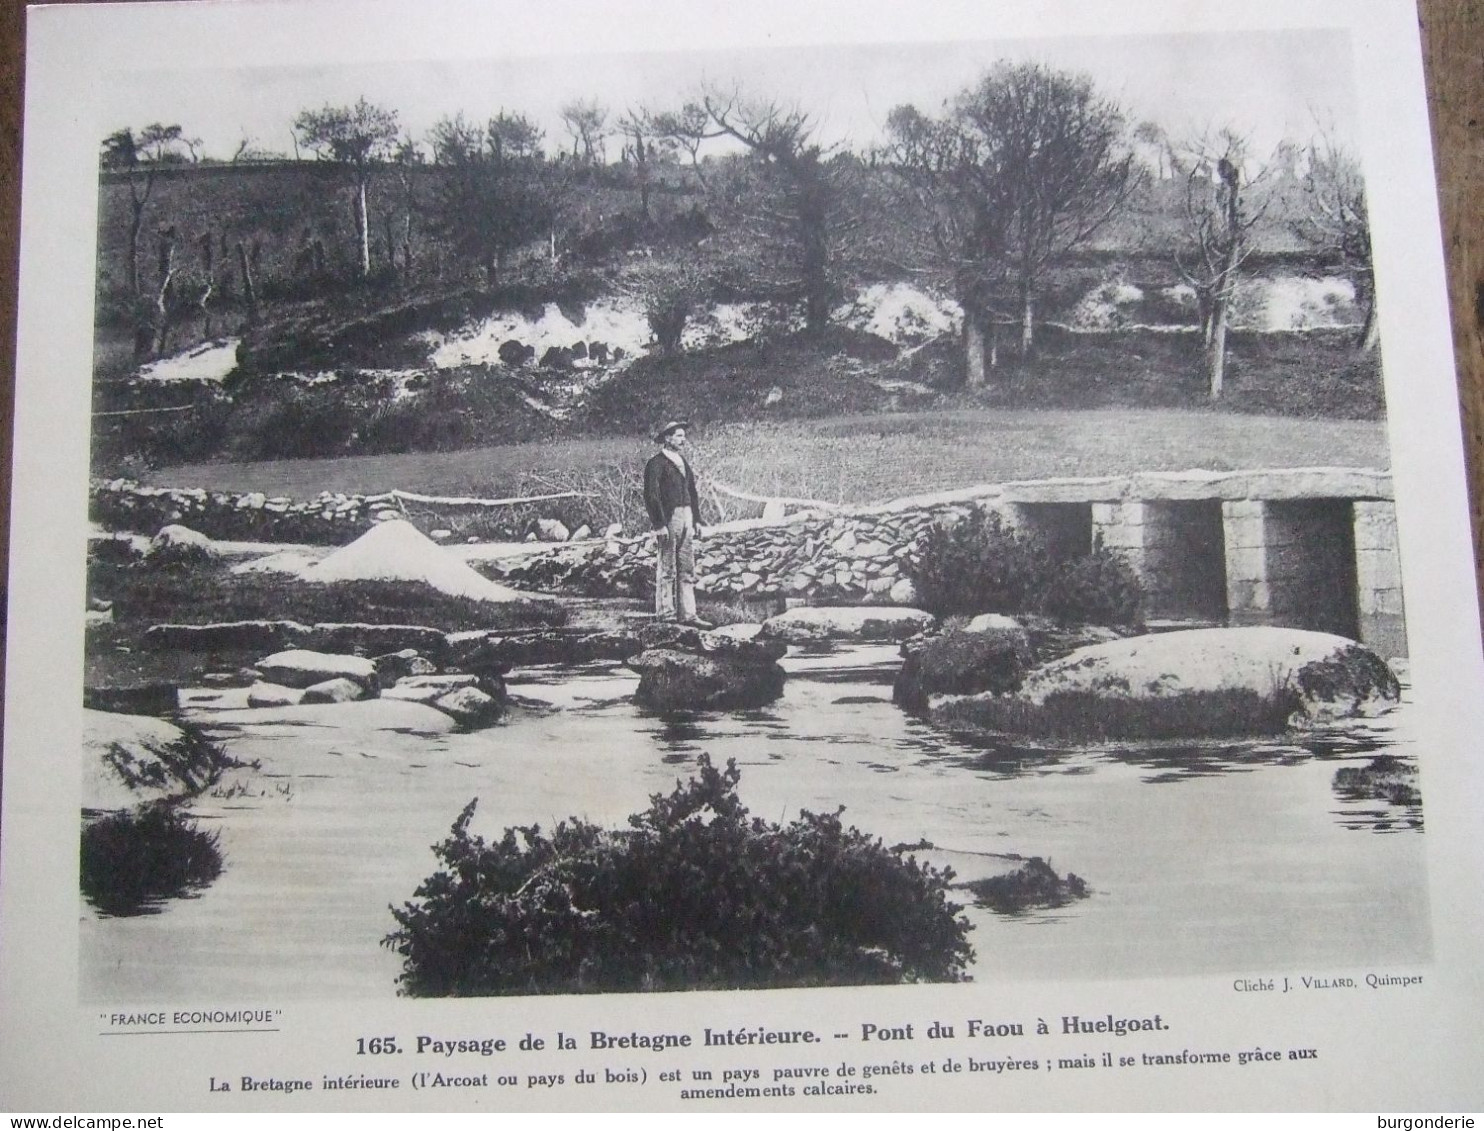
[
  {"left": 82, "top": 710, "right": 228, "bottom": 811},
  {"left": 628, "top": 648, "right": 785, "bottom": 712},
  {"left": 588, "top": 342, "right": 609, "bottom": 364},
  {"left": 145, "top": 524, "right": 219, "bottom": 566},
  {"left": 302, "top": 677, "right": 370, "bottom": 704},
  {"left": 254, "top": 649, "right": 379, "bottom": 691},
  {"left": 372, "top": 649, "right": 438, "bottom": 681},
  {"left": 498, "top": 338, "right": 532, "bottom": 366},
  {"left": 185, "top": 698, "right": 458, "bottom": 735},
  {"left": 759, "top": 606, "right": 935, "bottom": 644},
  {"left": 247, "top": 682, "right": 307, "bottom": 708},
  {"left": 889, "top": 578, "right": 919, "bottom": 605},
  {"left": 305, "top": 623, "right": 449, "bottom": 660},
  {"left": 1017, "top": 626, "right": 1401, "bottom": 724},
  {"left": 637, "top": 621, "right": 788, "bottom": 663},
  {"left": 383, "top": 673, "right": 482, "bottom": 705},
  {"left": 894, "top": 621, "right": 1032, "bottom": 713},
  {"left": 533, "top": 518, "right": 571, "bottom": 542},
  {"left": 432, "top": 685, "right": 505, "bottom": 727}
]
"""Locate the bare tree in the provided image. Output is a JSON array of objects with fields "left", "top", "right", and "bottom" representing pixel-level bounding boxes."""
[
  {"left": 954, "top": 63, "right": 1137, "bottom": 358},
  {"left": 617, "top": 109, "right": 675, "bottom": 220},
  {"left": 1292, "top": 129, "right": 1376, "bottom": 350},
  {"left": 101, "top": 123, "right": 186, "bottom": 297},
  {"left": 559, "top": 98, "right": 609, "bottom": 166},
  {"left": 648, "top": 102, "right": 713, "bottom": 189},
  {"left": 1174, "top": 130, "right": 1272, "bottom": 399},
  {"left": 293, "top": 98, "right": 401, "bottom": 278},
  {"left": 881, "top": 102, "right": 1014, "bottom": 384},
  {"left": 656, "top": 86, "right": 858, "bottom": 333},
  {"left": 883, "top": 63, "right": 1137, "bottom": 382}
]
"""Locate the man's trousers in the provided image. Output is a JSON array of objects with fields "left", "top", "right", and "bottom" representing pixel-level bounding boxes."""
[{"left": 655, "top": 505, "right": 698, "bottom": 622}]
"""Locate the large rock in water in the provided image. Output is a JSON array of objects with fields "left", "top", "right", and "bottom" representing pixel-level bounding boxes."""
[
  {"left": 759, "top": 606, "right": 935, "bottom": 643},
  {"left": 894, "top": 618, "right": 1031, "bottom": 712},
  {"left": 82, "top": 710, "right": 228, "bottom": 811},
  {"left": 628, "top": 623, "right": 788, "bottom": 711},
  {"left": 1017, "top": 626, "right": 1401, "bottom": 724}
]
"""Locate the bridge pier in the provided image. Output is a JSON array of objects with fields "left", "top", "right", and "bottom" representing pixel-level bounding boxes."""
[
  {"left": 1353, "top": 500, "right": 1408, "bottom": 659},
  {"left": 1093, "top": 500, "right": 1227, "bottom": 620}
]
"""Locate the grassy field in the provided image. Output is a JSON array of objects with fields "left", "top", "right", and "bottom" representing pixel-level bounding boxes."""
[{"left": 145, "top": 406, "right": 1391, "bottom": 509}]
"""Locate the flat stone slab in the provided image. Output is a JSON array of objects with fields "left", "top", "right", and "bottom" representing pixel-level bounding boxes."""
[
  {"left": 183, "top": 698, "right": 458, "bottom": 735},
  {"left": 247, "top": 682, "right": 307, "bottom": 708},
  {"left": 254, "top": 650, "right": 379, "bottom": 690},
  {"left": 760, "top": 606, "right": 935, "bottom": 643},
  {"left": 145, "top": 620, "right": 311, "bottom": 653}
]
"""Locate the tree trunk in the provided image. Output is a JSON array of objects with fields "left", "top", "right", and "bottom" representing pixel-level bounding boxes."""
[
  {"left": 355, "top": 177, "right": 371, "bottom": 278},
  {"left": 1207, "top": 294, "right": 1230, "bottom": 399},
  {"left": 153, "top": 228, "right": 177, "bottom": 357},
  {"left": 128, "top": 200, "right": 145, "bottom": 296},
  {"left": 1357, "top": 286, "right": 1380, "bottom": 351},
  {"left": 964, "top": 317, "right": 987, "bottom": 388},
  {"left": 236, "top": 241, "right": 259, "bottom": 324},
  {"left": 1360, "top": 305, "right": 1380, "bottom": 351},
  {"left": 1020, "top": 287, "right": 1035, "bottom": 356}
]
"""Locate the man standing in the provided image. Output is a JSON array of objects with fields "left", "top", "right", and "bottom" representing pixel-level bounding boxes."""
[{"left": 643, "top": 420, "right": 707, "bottom": 626}]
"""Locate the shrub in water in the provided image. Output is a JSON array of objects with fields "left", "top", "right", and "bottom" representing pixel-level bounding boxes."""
[
  {"left": 80, "top": 804, "right": 223, "bottom": 917},
  {"left": 910, "top": 510, "right": 1050, "bottom": 618},
  {"left": 966, "top": 858, "right": 1088, "bottom": 915},
  {"left": 1038, "top": 538, "right": 1144, "bottom": 627},
  {"left": 384, "top": 755, "right": 973, "bottom": 995}
]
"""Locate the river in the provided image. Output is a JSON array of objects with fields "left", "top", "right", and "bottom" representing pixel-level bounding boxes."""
[{"left": 79, "top": 644, "right": 1428, "bottom": 1001}]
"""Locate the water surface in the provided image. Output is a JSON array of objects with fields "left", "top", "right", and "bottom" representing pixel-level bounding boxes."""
[{"left": 79, "top": 644, "right": 1427, "bottom": 1000}]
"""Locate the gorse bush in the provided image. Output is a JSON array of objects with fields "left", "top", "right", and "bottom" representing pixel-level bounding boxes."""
[
  {"left": 911, "top": 510, "right": 1050, "bottom": 618},
  {"left": 910, "top": 510, "right": 1144, "bottom": 626},
  {"left": 1038, "top": 536, "right": 1143, "bottom": 626},
  {"left": 80, "top": 804, "right": 224, "bottom": 917},
  {"left": 383, "top": 755, "right": 973, "bottom": 996}
]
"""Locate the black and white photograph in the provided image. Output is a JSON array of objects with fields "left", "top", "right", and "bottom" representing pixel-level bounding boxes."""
[
  {"left": 5, "top": 0, "right": 1483, "bottom": 1113},
  {"left": 74, "top": 19, "right": 1427, "bottom": 999}
]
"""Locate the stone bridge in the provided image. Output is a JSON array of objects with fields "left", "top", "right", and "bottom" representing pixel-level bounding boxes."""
[{"left": 494, "top": 466, "right": 1406, "bottom": 659}]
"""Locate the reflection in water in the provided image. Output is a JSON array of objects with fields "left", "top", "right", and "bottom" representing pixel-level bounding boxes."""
[{"left": 80, "top": 643, "right": 1429, "bottom": 1000}]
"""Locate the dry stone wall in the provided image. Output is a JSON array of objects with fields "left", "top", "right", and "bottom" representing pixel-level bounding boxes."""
[{"left": 488, "top": 506, "right": 968, "bottom": 604}]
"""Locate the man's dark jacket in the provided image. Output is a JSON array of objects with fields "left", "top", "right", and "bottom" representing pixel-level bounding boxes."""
[{"left": 644, "top": 451, "right": 701, "bottom": 529}]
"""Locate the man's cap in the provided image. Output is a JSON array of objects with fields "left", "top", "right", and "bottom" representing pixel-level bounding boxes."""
[{"left": 654, "top": 420, "right": 690, "bottom": 441}]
